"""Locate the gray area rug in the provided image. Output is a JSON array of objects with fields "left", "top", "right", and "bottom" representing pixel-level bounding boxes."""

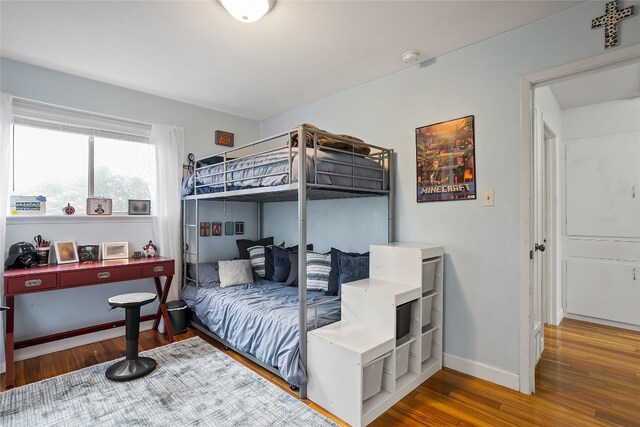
[{"left": 0, "top": 337, "right": 337, "bottom": 426}]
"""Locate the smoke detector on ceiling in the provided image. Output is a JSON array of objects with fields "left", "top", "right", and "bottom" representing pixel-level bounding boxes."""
[{"left": 402, "top": 51, "right": 420, "bottom": 64}]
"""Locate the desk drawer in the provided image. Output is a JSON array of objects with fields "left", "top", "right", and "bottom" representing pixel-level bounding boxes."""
[
  {"left": 7, "top": 273, "right": 57, "bottom": 295},
  {"left": 143, "top": 261, "right": 174, "bottom": 277},
  {"left": 60, "top": 265, "right": 143, "bottom": 287}
]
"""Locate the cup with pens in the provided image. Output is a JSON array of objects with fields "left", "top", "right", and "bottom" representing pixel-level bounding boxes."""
[{"left": 34, "top": 235, "right": 50, "bottom": 266}]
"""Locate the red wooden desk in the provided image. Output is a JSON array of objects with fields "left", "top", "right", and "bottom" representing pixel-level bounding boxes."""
[{"left": 2, "top": 256, "right": 175, "bottom": 388}]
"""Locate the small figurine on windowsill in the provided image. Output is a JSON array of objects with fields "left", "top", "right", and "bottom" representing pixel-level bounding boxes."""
[
  {"left": 62, "top": 203, "right": 75, "bottom": 215},
  {"left": 143, "top": 240, "right": 157, "bottom": 257}
]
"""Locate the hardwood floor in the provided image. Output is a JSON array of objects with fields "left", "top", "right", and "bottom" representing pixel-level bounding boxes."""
[{"left": 2, "top": 318, "right": 639, "bottom": 426}]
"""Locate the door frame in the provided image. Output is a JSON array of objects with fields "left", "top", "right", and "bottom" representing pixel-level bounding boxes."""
[{"left": 518, "top": 43, "right": 640, "bottom": 395}]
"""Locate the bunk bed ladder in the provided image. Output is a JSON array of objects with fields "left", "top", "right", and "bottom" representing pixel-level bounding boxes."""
[{"left": 182, "top": 198, "right": 200, "bottom": 290}]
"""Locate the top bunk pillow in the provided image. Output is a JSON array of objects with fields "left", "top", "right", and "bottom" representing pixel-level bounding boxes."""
[
  {"left": 290, "top": 123, "right": 371, "bottom": 155},
  {"left": 236, "top": 237, "right": 274, "bottom": 260},
  {"left": 218, "top": 260, "right": 254, "bottom": 288}
]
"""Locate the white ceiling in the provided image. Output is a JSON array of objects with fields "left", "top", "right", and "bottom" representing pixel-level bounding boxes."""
[
  {"left": 549, "top": 61, "right": 640, "bottom": 110},
  {"left": 1, "top": 1, "right": 579, "bottom": 120}
]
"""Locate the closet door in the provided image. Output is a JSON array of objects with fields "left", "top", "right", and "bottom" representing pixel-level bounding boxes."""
[
  {"left": 566, "top": 134, "right": 640, "bottom": 238},
  {"left": 566, "top": 258, "right": 640, "bottom": 325}
]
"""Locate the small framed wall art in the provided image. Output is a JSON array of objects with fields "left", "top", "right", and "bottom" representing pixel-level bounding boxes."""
[
  {"left": 101, "top": 242, "right": 129, "bottom": 260},
  {"left": 87, "top": 197, "right": 113, "bottom": 215},
  {"left": 225, "top": 221, "right": 235, "bottom": 236},
  {"left": 416, "top": 115, "right": 477, "bottom": 203},
  {"left": 235, "top": 221, "right": 244, "bottom": 235},
  {"left": 200, "top": 222, "right": 211, "bottom": 237},
  {"left": 215, "top": 130, "right": 234, "bottom": 147},
  {"left": 53, "top": 241, "right": 79, "bottom": 265},
  {"left": 128, "top": 199, "right": 151, "bottom": 215},
  {"left": 212, "top": 222, "right": 222, "bottom": 236}
]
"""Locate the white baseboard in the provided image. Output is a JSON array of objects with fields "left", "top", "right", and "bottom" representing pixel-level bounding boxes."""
[
  {"left": 9, "top": 320, "right": 154, "bottom": 366},
  {"left": 557, "top": 308, "right": 564, "bottom": 325},
  {"left": 443, "top": 352, "right": 520, "bottom": 391},
  {"left": 564, "top": 313, "right": 640, "bottom": 332}
]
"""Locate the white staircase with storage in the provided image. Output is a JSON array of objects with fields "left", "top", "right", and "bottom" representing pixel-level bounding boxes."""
[{"left": 307, "top": 243, "right": 443, "bottom": 427}]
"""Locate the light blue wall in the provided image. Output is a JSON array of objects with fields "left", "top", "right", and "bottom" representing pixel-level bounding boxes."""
[
  {"left": 1, "top": 59, "right": 259, "bottom": 355},
  {"left": 263, "top": 197, "right": 389, "bottom": 254},
  {"left": 260, "top": 2, "right": 640, "bottom": 375}
]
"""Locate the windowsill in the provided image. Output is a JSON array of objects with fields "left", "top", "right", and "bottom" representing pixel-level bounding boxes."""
[{"left": 6, "top": 214, "right": 155, "bottom": 225}]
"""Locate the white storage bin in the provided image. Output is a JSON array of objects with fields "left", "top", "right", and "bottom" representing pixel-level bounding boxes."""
[
  {"left": 362, "top": 352, "right": 390, "bottom": 401},
  {"left": 421, "top": 327, "right": 437, "bottom": 362},
  {"left": 422, "top": 259, "right": 437, "bottom": 294},
  {"left": 421, "top": 294, "right": 435, "bottom": 328},
  {"left": 394, "top": 337, "right": 414, "bottom": 379}
]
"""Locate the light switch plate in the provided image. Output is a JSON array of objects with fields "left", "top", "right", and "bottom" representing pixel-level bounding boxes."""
[{"left": 483, "top": 189, "right": 495, "bottom": 207}]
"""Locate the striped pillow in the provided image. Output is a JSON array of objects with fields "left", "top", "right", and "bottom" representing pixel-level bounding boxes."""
[
  {"left": 306, "top": 251, "right": 331, "bottom": 291},
  {"left": 248, "top": 245, "right": 266, "bottom": 278}
]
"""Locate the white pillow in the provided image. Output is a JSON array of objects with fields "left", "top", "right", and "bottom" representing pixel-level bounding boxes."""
[{"left": 218, "top": 260, "right": 254, "bottom": 288}]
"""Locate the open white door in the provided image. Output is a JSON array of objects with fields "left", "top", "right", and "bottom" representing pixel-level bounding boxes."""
[{"left": 529, "top": 107, "right": 548, "bottom": 393}]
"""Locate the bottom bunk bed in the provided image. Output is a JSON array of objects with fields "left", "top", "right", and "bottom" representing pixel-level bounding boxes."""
[{"left": 181, "top": 267, "right": 341, "bottom": 388}]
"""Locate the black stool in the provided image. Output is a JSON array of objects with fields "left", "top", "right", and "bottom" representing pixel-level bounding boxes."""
[{"left": 106, "top": 292, "right": 157, "bottom": 382}]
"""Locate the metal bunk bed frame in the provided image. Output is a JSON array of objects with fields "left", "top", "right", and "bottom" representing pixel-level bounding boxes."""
[{"left": 181, "top": 124, "right": 395, "bottom": 399}]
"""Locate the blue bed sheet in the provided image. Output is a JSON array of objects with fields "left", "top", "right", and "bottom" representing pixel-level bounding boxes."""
[{"left": 181, "top": 281, "right": 340, "bottom": 387}]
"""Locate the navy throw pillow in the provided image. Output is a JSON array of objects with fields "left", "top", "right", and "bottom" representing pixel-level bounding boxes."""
[
  {"left": 327, "top": 248, "right": 364, "bottom": 296},
  {"left": 338, "top": 252, "right": 370, "bottom": 291},
  {"left": 264, "top": 246, "right": 275, "bottom": 280},
  {"left": 272, "top": 246, "right": 291, "bottom": 282}
]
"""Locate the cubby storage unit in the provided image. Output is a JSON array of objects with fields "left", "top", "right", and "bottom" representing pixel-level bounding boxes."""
[
  {"left": 307, "top": 321, "right": 394, "bottom": 426},
  {"left": 307, "top": 243, "right": 443, "bottom": 427}
]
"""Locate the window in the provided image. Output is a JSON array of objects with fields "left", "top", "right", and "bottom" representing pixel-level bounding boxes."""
[{"left": 11, "top": 100, "right": 153, "bottom": 215}]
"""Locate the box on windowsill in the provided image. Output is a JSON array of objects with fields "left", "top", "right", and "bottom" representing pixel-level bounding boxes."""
[{"left": 9, "top": 195, "right": 46, "bottom": 215}]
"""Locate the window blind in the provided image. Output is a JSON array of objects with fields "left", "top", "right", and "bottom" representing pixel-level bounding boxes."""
[{"left": 12, "top": 98, "right": 152, "bottom": 143}]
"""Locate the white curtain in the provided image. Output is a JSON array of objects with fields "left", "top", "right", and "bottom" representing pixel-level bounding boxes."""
[
  {"left": 0, "top": 93, "right": 13, "bottom": 373},
  {"left": 150, "top": 124, "right": 184, "bottom": 308}
]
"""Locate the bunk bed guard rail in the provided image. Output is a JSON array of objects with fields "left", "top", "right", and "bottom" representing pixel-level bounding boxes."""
[{"left": 187, "top": 125, "right": 392, "bottom": 197}]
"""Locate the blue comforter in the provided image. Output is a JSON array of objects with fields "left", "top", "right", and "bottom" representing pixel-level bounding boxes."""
[
  {"left": 182, "top": 281, "right": 340, "bottom": 387},
  {"left": 181, "top": 147, "right": 384, "bottom": 196}
]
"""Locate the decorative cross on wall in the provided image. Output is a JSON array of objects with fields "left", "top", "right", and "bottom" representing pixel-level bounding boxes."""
[{"left": 591, "top": 0, "right": 635, "bottom": 49}]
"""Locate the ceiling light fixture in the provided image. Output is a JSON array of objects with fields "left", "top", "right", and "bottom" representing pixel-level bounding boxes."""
[{"left": 220, "top": 0, "right": 275, "bottom": 24}]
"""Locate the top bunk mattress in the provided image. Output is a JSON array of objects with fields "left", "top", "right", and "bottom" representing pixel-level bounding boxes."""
[{"left": 182, "top": 146, "right": 384, "bottom": 196}]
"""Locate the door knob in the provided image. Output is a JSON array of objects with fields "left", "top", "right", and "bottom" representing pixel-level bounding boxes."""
[{"left": 535, "top": 243, "right": 546, "bottom": 252}]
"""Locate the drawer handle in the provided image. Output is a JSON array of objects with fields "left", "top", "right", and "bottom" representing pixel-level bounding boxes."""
[
  {"left": 153, "top": 266, "right": 165, "bottom": 273},
  {"left": 97, "top": 272, "right": 111, "bottom": 279},
  {"left": 24, "top": 279, "right": 42, "bottom": 287}
]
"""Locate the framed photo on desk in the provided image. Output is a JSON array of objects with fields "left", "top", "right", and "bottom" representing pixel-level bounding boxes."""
[
  {"left": 53, "top": 241, "right": 79, "bottom": 264},
  {"left": 101, "top": 242, "right": 129, "bottom": 260}
]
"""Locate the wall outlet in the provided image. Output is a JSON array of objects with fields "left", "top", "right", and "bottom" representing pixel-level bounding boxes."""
[{"left": 483, "top": 189, "right": 495, "bottom": 207}]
